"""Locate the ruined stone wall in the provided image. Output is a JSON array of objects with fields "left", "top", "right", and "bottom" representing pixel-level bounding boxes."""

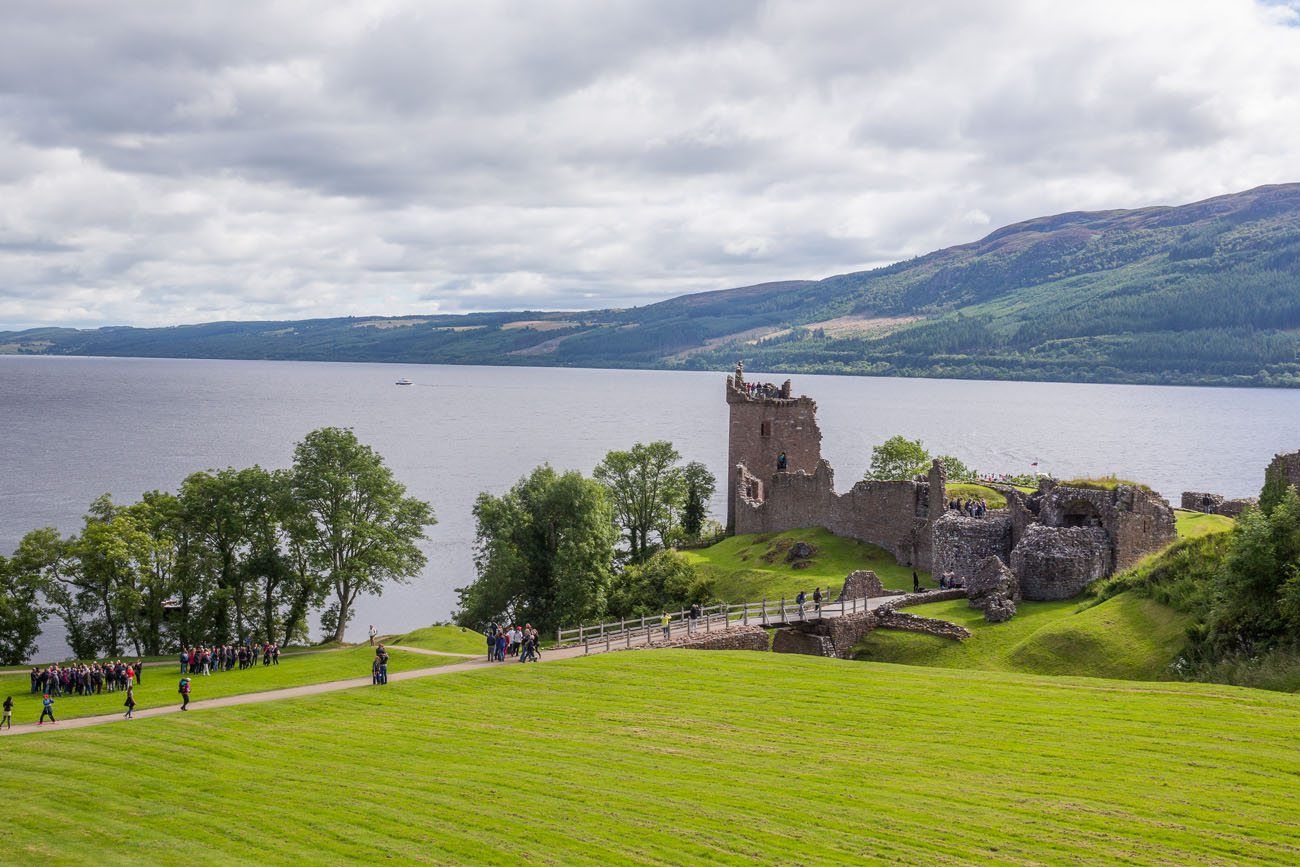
[
  {"left": 931, "top": 513, "right": 1012, "bottom": 583},
  {"left": 1267, "top": 451, "right": 1300, "bottom": 491},
  {"left": 1011, "top": 525, "right": 1112, "bottom": 600},
  {"left": 871, "top": 609, "right": 971, "bottom": 640},
  {"left": 1181, "top": 491, "right": 1226, "bottom": 514},
  {"left": 771, "top": 628, "right": 838, "bottom": 657},
  {"left": 1038, "top": 483, "right": 1175, "bottom": 573},
  {"left": 675, "top": 627, "right": 770, "bottom": 652},
  {"left": 731, "top": 459, "right": 936, "bottom": 570},
  {"left": 726, "top": 372, "right": 822, "bottom": 533}
]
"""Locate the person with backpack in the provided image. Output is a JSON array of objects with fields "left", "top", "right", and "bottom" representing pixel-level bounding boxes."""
[
  {"left": 813, "top": 587, "right": 823, "bottom": 614},
  {"left": 38, "top": 694, "right": 55, "bottom": 725},
  {"left": 178, "top": 677, "right": 191, "bottom": 711},
  {"left": 795, "top": 590, "right": 806, "bottom": 614},
  {"left": 124, "top": 684, "right": 136, "bottom": 720},
  {"left": 2, "top": 696, "right": 12, "bottom": 730}
]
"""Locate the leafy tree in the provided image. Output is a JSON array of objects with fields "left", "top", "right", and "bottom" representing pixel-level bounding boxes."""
[
  {"left": 1259, "top": 463, "right": 1293, "bottom": 515},
  {"left": 291, "top": 427, "right": 435, "bottom": 643},
  {"left": 12, "top": 527, "right": 97, "bottom": 659},
  {"left": 120, "top": 493, "right": 184, "bottom": 656},
  {"left": 1214, "top": 486, "right": 1300, "bottom": 648},
  {"left": 457, "top": 464, "right": 615, "bottom": 635},
  {"left": 679, "top": 461, "right": 717, "bottom": 540},
  {"left": 595, "top": 441, "right": 686, "bottom": 563},
  {"left": 867, "top": 435, "right": 931, "bottom": 481},
  {"left": 0, "top": 553, "right": 46, "bottom": 665},
  {"left": 606, "top": 550, "right": 712, "bottom": 619},
  {"left": 180, "top": 469, "right": 252, "bottom": 641},
  {"left": 936, "top": 454, "right": 975, "bottom": 482}
]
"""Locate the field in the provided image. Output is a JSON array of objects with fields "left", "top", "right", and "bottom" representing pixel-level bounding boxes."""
[
  {"left": 853, "top": 592, "right": 1191, "bottom": 681},
  {"left": 944, "top": 482, "right": 1006, "bottom": 508},
  {"left": 387, "top": 624, "right": 488, "bottom": 654},
  {"left": 680, "top": 527, "right": 930, "bottom": 601},
  {"left": 0, "top": 646, "right": 451, "bottom": 723},
  {"left": 1174, "top": 508, "right": 1236, "bottom": 539},
  {"left": 2, "top": 650, "right": 1298, "bottom": 864}
]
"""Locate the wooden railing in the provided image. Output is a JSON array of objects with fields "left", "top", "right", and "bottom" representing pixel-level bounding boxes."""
[{"left": 555, "top": 594, "right": 883, "bottom": 655}]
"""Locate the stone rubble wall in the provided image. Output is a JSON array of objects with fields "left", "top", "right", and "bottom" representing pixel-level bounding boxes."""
[
  {"left": 931, "top": 513, "right": 1013, "bottom": 584},
  {"left": 1011, "top": 524, "right": 1112, "bottom": 600},
  {"left": 771, "top": 628, "right": 838, "bottom": 657},
  {"left": 674, "top": 626, "right": 771, "bottom": 652},
  {"left": 871, "top": 609, "right": 971, "bottom": 641},
  {"left": 837, "top": 569, "right": 887, "bottom": 600},
  {"left": 1181, "top": 491, "right": 1255, "bottom": 517},
  {"left": 1267, "top": 451, "right": 1300, "bottom": 492}
]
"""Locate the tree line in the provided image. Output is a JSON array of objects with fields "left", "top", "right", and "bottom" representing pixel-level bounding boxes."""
[
  {"left": 0, "top": 428, "right": 434, "bottom": 665},
  {"left": 454, "top": 441, "right": 717, "bottom": 636}
]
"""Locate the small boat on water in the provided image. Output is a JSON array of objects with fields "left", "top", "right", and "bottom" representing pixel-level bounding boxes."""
[{"left": 395, "top": 377, "right": 413, "bottom": 386}]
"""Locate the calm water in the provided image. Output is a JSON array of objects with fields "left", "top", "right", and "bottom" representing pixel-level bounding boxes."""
[{"left": 3, "top": 355, "right": 1298, "bottom": 658}]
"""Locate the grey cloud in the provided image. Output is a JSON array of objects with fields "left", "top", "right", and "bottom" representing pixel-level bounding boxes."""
[{"left": 1, "top": 0, "right": 1299, "bottom": 330}]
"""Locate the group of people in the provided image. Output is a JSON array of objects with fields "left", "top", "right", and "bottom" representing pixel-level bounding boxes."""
[
  {"left": 741, "top": 380, "right": 783, "bottom": 399},
  {"left": 949, "top": 497, "right": 990, "bottom": 518},
  {"left": 794, "top": 588, "right": 825, "bottom": 614},
  {"left": 179, "top": 641, "right": 279, "bottom": 675},
  {"left": 485, "top": 623, "right": 541, "bottom": 663},
  {"left": 29, "top": 659, "right": 143, "bottom": 698},
  {"left": 371, "top": 644, "right": 390, "bottom": 685}
]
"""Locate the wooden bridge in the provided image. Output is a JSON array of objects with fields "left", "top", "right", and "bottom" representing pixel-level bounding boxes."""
[{"left": 556, "top": 593, "right": 914, "bottom": 656}]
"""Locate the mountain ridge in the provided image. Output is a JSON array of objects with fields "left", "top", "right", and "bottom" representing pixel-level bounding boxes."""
[{"left": 5, "top": 183, "right": 1300, "bottom": 387}]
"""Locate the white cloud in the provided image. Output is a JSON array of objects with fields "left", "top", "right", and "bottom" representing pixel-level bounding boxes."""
[{"left": 1, "top": 0, "right": 1299, "bottom": 328}]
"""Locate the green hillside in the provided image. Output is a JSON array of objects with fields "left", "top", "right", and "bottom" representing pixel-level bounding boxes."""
[
  {"left": 854, "top": 593, "right": 1192, "bottom": 681},
  {"left": 5, "top": 184, "right": 1300, "bottom": 387},
  {"left": 680, "top": 527, "right": 930, "bottom": 602},
  {"left": 387, "top": 624, "right": 488, "bottom": 654},
  {"left": 2, "top": 651, "right": 1298, "bottom": 863}
]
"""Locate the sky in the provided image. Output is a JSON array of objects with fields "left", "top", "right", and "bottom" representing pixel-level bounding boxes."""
[{"left": 2, "top": 0, "right": 1300, "bottom": 330}]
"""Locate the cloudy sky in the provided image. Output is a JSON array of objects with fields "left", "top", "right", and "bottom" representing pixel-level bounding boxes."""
[{"left": 2, "top": 0, "right": 1300, "bottom": 329}]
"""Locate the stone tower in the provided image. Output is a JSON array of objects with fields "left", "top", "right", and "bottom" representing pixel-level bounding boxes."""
[{"left": 726, "top": 362, "right": 823, "bottom": 534}]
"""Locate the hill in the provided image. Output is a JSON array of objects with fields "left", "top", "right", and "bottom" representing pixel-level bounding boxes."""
[
  {"left": 679, "top": 527, "right": 930, "bottom": 602},
  {"left": 5, "top": 183, "right": 1300, "bottom": 386},
  {"left": 854, "top": 593, "right": 1192, "bottom": 681},
  {"left": 2, "top": 651, "right": 1298, "bottom": 862}
]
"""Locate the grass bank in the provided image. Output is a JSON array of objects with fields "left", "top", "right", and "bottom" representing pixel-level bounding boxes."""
[
  {"left": 680, "top": 527, "right": 930, "bottom": 601},
  {"left": 1174, "top": 508, "right": 1236, "bottom": 539},
  {"left": 854, "top": 592, "right": 1191, "bottom": 681},
  {"left": 2, "top": 651, "right": 1298, "bottom": 863},
  {"left": 387, "top": 625, "right": 487, "bottom": 655}
]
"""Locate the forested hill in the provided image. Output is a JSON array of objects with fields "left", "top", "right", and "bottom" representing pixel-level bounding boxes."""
[{"left": 5, "top": 183, "right": 1300, "bottom": 387}]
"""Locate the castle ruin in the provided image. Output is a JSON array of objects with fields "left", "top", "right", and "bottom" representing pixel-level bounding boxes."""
[{"left": 726, "top": 364, "right": 1177, "bottom": 601}]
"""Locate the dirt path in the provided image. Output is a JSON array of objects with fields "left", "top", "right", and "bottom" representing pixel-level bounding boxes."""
[{"left": 0, "top": 644, "right": 582, "bottom": 737}]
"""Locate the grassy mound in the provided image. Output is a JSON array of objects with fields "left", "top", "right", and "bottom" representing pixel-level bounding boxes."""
[
  {"left": 0, "top": 645, "right": 448, "bottom": 723},
  {"left": 1174, "top": 508, "right": 1236, "bottom": 539},
  {"left": 680, "top": 527, "right": 929, "bottom": 601},
  {"left": 387, "top": 624, "right": 486, "bottom": 654},
  {"left": 944, "top": 482, "right": 1007, "bottom": 508},
  {"left": 854, "top": 592, "right": 1190, "bottom": 680},
  {"left": 1059, "top": 475, "right": 1152, "bottom": 492},
  {"left": 3, "top": 651, "right": 1298, "bottom": 863}
]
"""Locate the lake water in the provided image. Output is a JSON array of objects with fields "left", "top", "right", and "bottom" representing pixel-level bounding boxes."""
[{"left": 3, "top": 355, "right": 1298, "bottom": 659}]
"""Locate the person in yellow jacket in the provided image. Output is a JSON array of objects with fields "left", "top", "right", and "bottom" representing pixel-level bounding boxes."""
[{"left": 661, "top": 612, "right": 671, "bottom": 641}]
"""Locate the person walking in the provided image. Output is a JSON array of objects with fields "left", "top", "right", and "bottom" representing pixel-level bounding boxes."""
[
  {"left": 912, "top": 570, "right": 920, "bottom": 593},
  {"left": 134, "top": 659, "right": 143, "bottom": 684},
  {"left": 812, "top": 587, "right": 823, "bottom": 614},
  {"left": 38, "top": 694, "right": 55, "bottom": 725},
  {"left": 368, "top": 625, "right": 378, "bottom": 646},
  {"left": 661, "top": 612, "right": 671, "bottom": 641},
  {"left": 124, "top": 684, "right": 136, "bottom": 720},
  {"left": 795, "top": 589, "right": 806, "bottom": 614},
  {"left": 2, "top": 696, "right": 12, "bottom": 730},
  {"left": 178, "top": 677, "right": 191, "bottom": 711}
]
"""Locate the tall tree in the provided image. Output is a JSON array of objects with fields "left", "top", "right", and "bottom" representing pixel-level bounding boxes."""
[
  {"left": 457, "top": 464, "right": 615, "bottom": 634},
  {"left": 122, "top": 492, "right": 184, "bottom": 656},
  {"left": 0, "top": 553, "right": 46, "bottom": 665},
  {"left": 867, "top": 435, "right": 931, "bottom": 481},
  {"left": 595, "top": 441, "right": 686, "bottom": 563},
  {"left": 679, "top": 461, "right": 717, "bottom": 540},
  {"left": 291, "top": 427, "right": 435, "bottom": 643},
  {"left": 12, "top": 527, "right": 97, "bottom": 659},
  {"left": 180, "top": 469, "right": 251, "bottom": 640}
]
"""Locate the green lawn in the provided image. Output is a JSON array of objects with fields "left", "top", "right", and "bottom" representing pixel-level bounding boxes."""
[
  {"left": 0, "top": 646, "right": 447, "bottom": 723},
  {"left": 854, "top": 592, "right": 1191, "bottom": 681},
  {"left": 2, "top": 651, "right": 1298, "bottom": 863},
  {"left": 387, "top": 624, "right": 487, "bottom": 654},
  {"left": 1174, "top": 508, "right": 1236, "bottom": 539},
  {"left": 681, "top": 527, "right": 931, "bottom": 602},
  {"left": 945, "top": 482, "right": 1007, "bottom": 509}
]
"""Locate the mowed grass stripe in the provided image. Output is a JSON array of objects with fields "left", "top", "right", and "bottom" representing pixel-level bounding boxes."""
[{"left": 2, "top": 651, "right": 1298, "bottom": 865}]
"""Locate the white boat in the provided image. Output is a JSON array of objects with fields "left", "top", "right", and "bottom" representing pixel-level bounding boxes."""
[{"left": 395, "top": 377, "right": 413, "bottom": 386}]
